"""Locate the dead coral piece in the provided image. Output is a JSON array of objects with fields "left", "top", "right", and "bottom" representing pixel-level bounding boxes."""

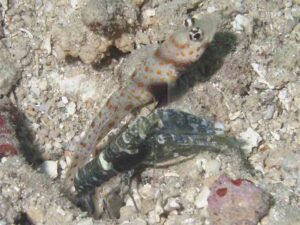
[
  {"left": 51, "top": 0, "right": 138, "bottom": 64},
  {"left": 81, "top": 0, "right": 138, "bottom": 38},
  {"left": 51, "top": 22, "right": 112, "bottom": 64},
  {"left": 115, "top": 33, "right": 135, "bottom": 53},
  {"left": 207, "top": 175, "right": 271, "bottom": 225}
]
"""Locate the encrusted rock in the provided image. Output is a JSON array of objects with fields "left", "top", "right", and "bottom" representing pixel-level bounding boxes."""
[
  {"left": 51, "top": 22, "right": 112, "bottom": 64},
  {"left": 207, "top": 175, "right": 271, "bottom": 225},
  {"left": 81, "top": 0, "right": 138, "bottom": 38},
  {"left": 115, "top": 33, "right": 135, "bottom": 53}
]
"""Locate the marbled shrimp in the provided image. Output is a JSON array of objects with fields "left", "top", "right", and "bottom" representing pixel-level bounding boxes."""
[{"left": 65, "top": 10, "right": 228, "bottom": 196}]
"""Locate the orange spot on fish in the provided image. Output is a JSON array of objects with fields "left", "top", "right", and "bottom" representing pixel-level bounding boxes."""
[
  {"left": 170, "top": 35, "right": 189, "bottom": 49},
  {"left": 154, "top": 49, "right": 190, "bottom": 68},
  {"left": 137, "top": 82, "right": 144, "bottom": 88},
  {"left": 156, "top": 69, "right": 162, "bottom": 75}
]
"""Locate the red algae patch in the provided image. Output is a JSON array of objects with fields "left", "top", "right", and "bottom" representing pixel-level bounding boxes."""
[{"left": 0, "top": 98, "right": 20, "bottom": 158}]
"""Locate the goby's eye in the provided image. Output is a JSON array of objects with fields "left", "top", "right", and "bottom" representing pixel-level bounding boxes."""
[
  {"left": 189, "top": 28, "right": 203, "bottom": 41},
  {"left": 184, "top": 16, "right": 195, "bottom": 27}
]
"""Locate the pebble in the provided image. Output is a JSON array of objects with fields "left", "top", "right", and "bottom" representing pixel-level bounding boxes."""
[
  {"left": 232, "top": 14, "right": 252, "bottom": 33},
  {"left": 271, "top": 131, "right": 280, "bottom": 141},
  {"left": 1, "top": 157, "right": 7, "bottom": 163},
  {"left": 66, "top": 102, "right": 76, "bottom": 115},
  {"left": 0, "top": 0, "right": 8, "bottom": 10},
  {"left": 61, "top": 96, "right": 69, "bottom": 104},
  {"left": 38, "top": 103, "right": 49, "bottom": 113},
  {"left": 45, "top": 143, "right": 52, "bottom": 151},
  {"left": 40, "top": 35, "right": 52, "bottom": 55},
  {"left": 120, "top": 218, "right": 147, "bottom": 225},
  {"left": 239, "top": 128, "right": 262, "bottom": 154},
  {"left": 59, "top": 159, "right": 67, "bottom": 170},
  {"left": 70, "top": 0, "right": 79, "bottom": 8},
  {"left": 53, "top": 141, "right": 62, "bottom": 149},
  {"left": 251, "top": 63, "right": 275, "bottom": 89},
  {"left": 148, "top": 201, "right": 164, "bottom": 224},
  {"left": 41, "top": 160, "right": 58, "bottom": 178},
  {"left": 194, "top": 186, "right": 210, "bottom": 209},
  {"left": 140, "top": 199, "right": 155, "bottom": 214},
  {"left": 131, "top": 0, "right": 145, "bottom": 7},
  {"left": 204, "top": 159, "right": 221, "bottom": 177},
  {"left": 292, "top": 23, "right": 300, "bottom": 41},
  {"left": 119, "top": 206, "right": 136, "bottom": 222},
  {"left": 142, "top": 8, "right": 156, "bottom": 26},
  {"left": 196, "top": 158, "right": 221, "bottom": 177},
  {"left": 30, "top": 85, "right": 41, "bottom": 97},
  {"left": 207, "top": 6, "right": 217, "bottom": 13},
  {"left": 183, "top": 187, "right": 197, "bottom": 203},
  {"left": 76, "top": 218, "right": 94, "bottom": 225},
  {"left": 39, "top": 79, "right": 48, "bottom": 91},
  {"left": 59, "top": 74, "right": 99, "bottom": 102},
  {"left": 297, "top": 172, "right": 300, "bottom": 194},
  {"left": 49, "top": 130, "right": 59, "bottom": 139},
  {"left": 263, "top": 105, "right": 275, "bottom": 120},
  {"left": 214, "top": 122, "right": 225, "bottom": 135},
  {"left": 139, "top": 184, "right": 154, "bottom": 200},
  {"left": 115, "top": 33, "right": 134, "bottom": 53},
  {"left": 278, "top": 89, "right": 291, "bottom": 111},
  {"left": 164, "top": 197, "right": 181, "bottom": 213},
  {"left": 125, "top": 189, "right": 141, "bottom": 208},
  {"left": 229, "top": 111, "right": 241, "bottom": 121}
]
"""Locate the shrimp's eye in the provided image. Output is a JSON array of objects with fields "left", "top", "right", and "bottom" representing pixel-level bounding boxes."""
[
  {"left": 184, "top": 16, "right": 195, "bottom": 27},
  {"left": 189, "top": 27, "right": 203, "bottom": 41}
]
